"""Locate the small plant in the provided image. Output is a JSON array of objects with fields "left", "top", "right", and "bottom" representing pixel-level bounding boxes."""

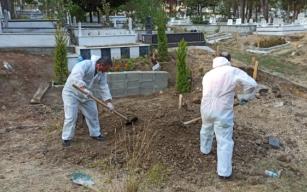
[
  {"left": 53, "top": 26, "right": 68, "bottom": 84},
  {"left": 145, "top": 163, "right": 167, "bottom": 187},
  {"left": 191, "top": 15, "right": 203, "bottom": 24},
  {"left": 176, "top": 39, "right": 191, "bottom": 93},
  {"left": 126, "top": 174, "right": 140, "bottom": 192},
  {"left": 126, "top": 59, "right": 135, "bottom": 71}
]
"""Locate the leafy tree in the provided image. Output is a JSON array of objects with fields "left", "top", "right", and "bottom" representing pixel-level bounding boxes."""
[
  {"left": 176, "top": 40, "right": 191, "bottom": 93},
  {"left": 122, "top": 0, "right": 164, "bottom": 26},
  {"left": 67, "top": 2, "right": 86, "bottom": 22},
  {"left": 54, "top": 26, "right": 68, "bottom": 84}
]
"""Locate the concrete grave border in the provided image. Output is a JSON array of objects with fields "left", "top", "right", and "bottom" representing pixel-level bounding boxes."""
[{"left": 246, "top": 42, "right": 291, "bottom": 54}]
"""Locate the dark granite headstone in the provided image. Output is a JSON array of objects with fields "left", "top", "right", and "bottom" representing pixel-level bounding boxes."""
[{"left": 145, "top": 16, "right": 152, "bottom": 34}]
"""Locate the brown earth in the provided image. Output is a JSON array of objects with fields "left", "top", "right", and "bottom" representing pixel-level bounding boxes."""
[{"left": 1, "top": 49, "right": 307, "bottom": 192}]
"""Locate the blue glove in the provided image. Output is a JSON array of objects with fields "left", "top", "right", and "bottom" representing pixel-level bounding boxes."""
[{"left": 239, "top": 99, "right": 248, "bottom": 105}]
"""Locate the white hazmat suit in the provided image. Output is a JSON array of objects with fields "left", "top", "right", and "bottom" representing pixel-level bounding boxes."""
[
  {"left": 62, "top": 55, "right": 112, "bottom": 141},
  {"left": 200, "top": 57, "right": 257, "bottom": 177}
]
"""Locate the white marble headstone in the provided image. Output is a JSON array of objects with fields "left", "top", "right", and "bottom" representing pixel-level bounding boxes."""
[
  {"left": 128, "top": 17, "right": 132, "bottom": 31},
  {"left": 236, "top": 18, "right": 242, "bottom": 25},
  {"left": 0, "top": 2, "right": 3, "bottom": 19},
  {"left": 78, "top": 22, "right": 82, "bottom": 37},
  {"left": 260, "top": 18, "right": 267, "bottom": 26},
  {"left": 227, "top": 19, "right": 233, "bottom": 25},
  {"left": 73, "top": 16, "right": 77, "bottom": 25}
]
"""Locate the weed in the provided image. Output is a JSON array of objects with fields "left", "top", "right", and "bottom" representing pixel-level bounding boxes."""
[
  {"left": 145, "top": 163, "right": 168, "bottom": 187},
  {"left": 126, "top": 174, "right": 140, "bottom": 192}
]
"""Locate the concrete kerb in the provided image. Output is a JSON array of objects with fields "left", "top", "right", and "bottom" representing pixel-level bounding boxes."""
[
  {"left": 246, "top": 42, "right": 291, "bottom": 54},
  {"left": 50, "top": 71, "right": 168, "bottom": 98}
]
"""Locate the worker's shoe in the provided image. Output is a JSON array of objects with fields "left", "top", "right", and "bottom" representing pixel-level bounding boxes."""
[
  {"left": 218, "top": 174, "right": 233, "bottom": 181},
  {"left": 91, "top": 135, "right": 105, "bottom": 142},
  {"left": 62, "top": 140, "right": 71, "bottom": 147}
]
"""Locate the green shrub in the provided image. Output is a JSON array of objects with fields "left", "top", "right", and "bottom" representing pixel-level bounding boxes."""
[
  {"left": 256, "top": 37, "right": 286, "bottom": 48},
  {"left": 53, "top": 26, "right": 68, "bottom": 84},
  {"left": 126, "top": 59, "right": 135, "bottom": 71},
  {"left": 68, "top": 3, "right": 86, "bottom": 22},
  {"left": 191, "top": 15, "right": 203, "bottom": 24},
  {"left": 176, "top": 39, "right": 191, "bottom": 93}
]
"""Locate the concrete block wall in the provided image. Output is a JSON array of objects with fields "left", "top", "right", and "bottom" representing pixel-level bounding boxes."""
[{"left": 107, "top": 71, "right": 168, "bottom": 97}]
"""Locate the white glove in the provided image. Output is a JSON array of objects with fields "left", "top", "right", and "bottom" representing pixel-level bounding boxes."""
[
  {"left": 106, "top": 102, "right": 114, "bottom": 112},
  {"left": 82, "top": 88, "right": 92, "bottom": 98}
]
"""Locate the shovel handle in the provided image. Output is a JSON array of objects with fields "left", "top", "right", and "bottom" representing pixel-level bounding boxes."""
[
  {"left": 72, "top": 84, "right": 128, "bottom": 121},
  {"left": 183, "top": 116, "right": 202, "bottom": 125}
]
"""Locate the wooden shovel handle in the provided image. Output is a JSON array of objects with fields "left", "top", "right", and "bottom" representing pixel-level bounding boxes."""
[
  {"left": 183, "top": 116, "right": 202, "bottom": 125},
  {"left": 72, "top": 84, "right": 128, "bottom": 120}
]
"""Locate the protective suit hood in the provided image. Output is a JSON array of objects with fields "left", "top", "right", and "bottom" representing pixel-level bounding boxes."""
[
  {"left": 213, "top": 57, "right": 231, "bottom": 68},
  {"left": 91, "top": 55, "right": 100, "bottom": 64}
]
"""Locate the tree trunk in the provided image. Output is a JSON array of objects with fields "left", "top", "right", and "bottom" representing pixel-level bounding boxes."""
[
  {"left": 239, "top": 0, "right": 245, "bottom": 23},
  {"left": 89, "top": 11, "right": 93, "bottom": 23},
  {"left": 260, "top": 0, "right": 269, "bottom": 22},
  {"left": 232, "top": 1, "right": 238, "bottom": 18},
  {"left": 247, "top": 0, "right": 253, "bottom": 22},
  {"left": 97, "top": 11, "right": 100, "bottom": 23}
]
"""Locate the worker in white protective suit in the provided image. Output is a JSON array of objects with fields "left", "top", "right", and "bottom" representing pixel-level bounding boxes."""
[
  {"left": 62, "top": 55, "right": 114, "bottom": 147},
  {"left": 200, "top": 56, "right": 257, "bottom": 179}
]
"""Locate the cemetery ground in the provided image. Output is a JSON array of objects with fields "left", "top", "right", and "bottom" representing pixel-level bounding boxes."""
[{"left": 1, "top": 43, "right": 307, "bottom": 192}]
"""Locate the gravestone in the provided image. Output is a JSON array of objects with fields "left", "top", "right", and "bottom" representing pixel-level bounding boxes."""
[
  {"left": 273, "top": 18, "right": 283, "bottom": 26},
  {"left": 0, "top": 2, "right": 3, "bottom": 20},
  {"left": 236, "top": 18, "right": 242, "bottom": 25},
  {"left": 3, "top": 9, "right": 8, "bottom": 28},
  {"left": 73, "top": 16, "right": 77, "bottom": 25},
  {"left": 78, "top": 22, "right": 82, "bottom": 37},
  {"left": 113, "top": 18, "right": 117, "bottom": 28},
  {"left": 227, "top": 19, "right": 233, "bottom": 25},
  {"left": 128, "top": 17, "right": 132, "bottom": 31},
  {"left": 260, "top": 18, "right": 267, "bottom": 26},
  {"left": 295, "top": 13, "right": 306, "bottom": 25},
  {"left": 209, "top": 16, "right": 216, "bottom": 24},
  {"left": 145, "top": 16, "right": 152, "bottom": 34},
  {"left": 66, "top": 12, "right": 70, "bottom": 25}
]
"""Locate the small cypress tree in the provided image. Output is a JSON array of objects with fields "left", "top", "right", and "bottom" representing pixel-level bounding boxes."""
[
  {"left": 54, "top": 26, "right": 68, "bottom": 84},
  {"left": 157, "top": 12, "right": 168, "bottom": 61},
  {"left": 176, "top": 39, "right": 191, "bottom": 93}
]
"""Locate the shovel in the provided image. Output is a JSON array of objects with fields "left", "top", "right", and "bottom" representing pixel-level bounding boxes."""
[{"left": 73, "top": 84, "right": 138, "bottom": 125}]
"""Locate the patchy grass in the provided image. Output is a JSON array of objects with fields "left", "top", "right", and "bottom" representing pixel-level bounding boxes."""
[
  {"left": 126, "top": 174, "right": 140, "bottom": 192},
  {"left": 228, "top": 49, "right": 307, "bottom": 83},
  {"left": 145, "top": 163, "right": 168, "bottom": 187}
]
